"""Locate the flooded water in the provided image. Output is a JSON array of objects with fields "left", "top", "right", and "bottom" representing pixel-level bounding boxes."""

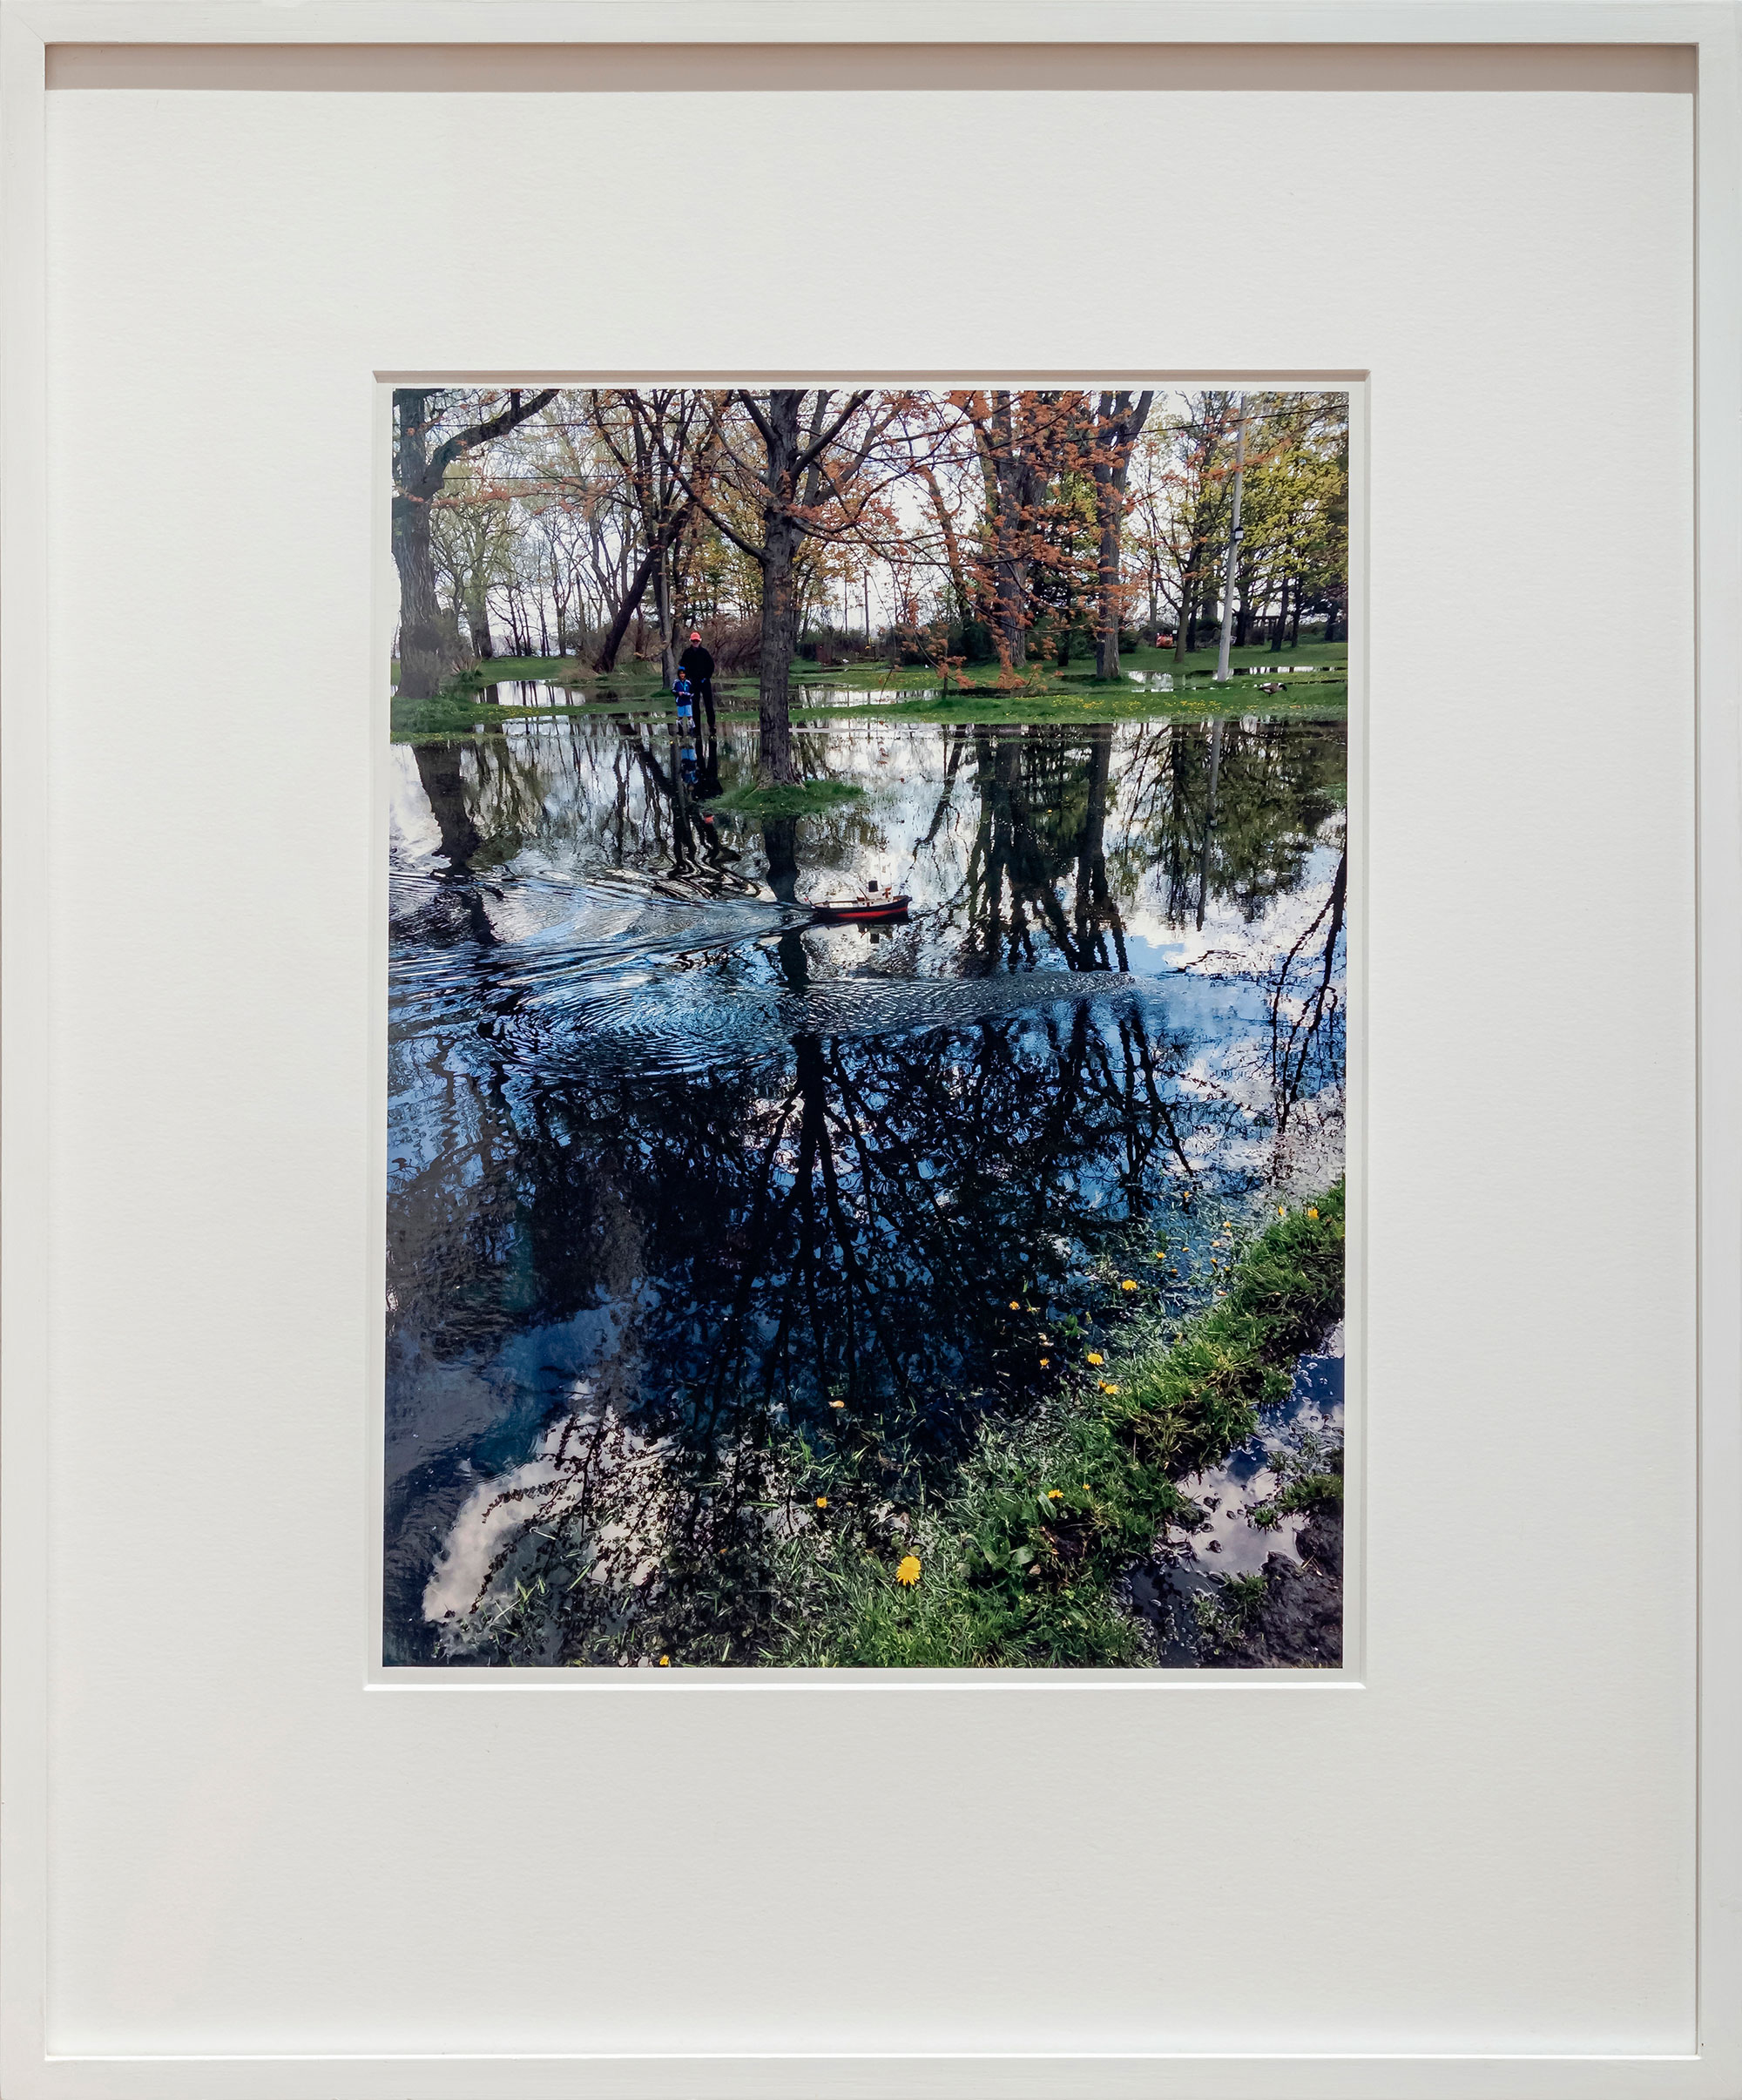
[
  {"left": 386, "top": 706, "right": 1347, "bottom": 1664},
  {"left": 1130, "top": 1342, "right": 1346, "bottom": 1663}
]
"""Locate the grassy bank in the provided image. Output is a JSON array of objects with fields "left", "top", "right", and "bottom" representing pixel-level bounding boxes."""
[
  {"left": 793, "top": 682, "right": 1343, "bottom": 728},
  {"left": 390, "top": 642, "right": 1347, "bottom": 742},
  {"left": 793, "top": 637, "right": 1346, "bottom": 691},
  {"left": 760, "top": 1181, "right": 1346, "bottom": 1668},
  {"left": 791, "top": 640, "right": 1346, "bottom": 724}
]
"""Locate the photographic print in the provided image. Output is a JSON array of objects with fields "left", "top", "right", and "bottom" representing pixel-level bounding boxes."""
[{"left": 387, "top": 384, "right": 1348, "bottom": 1669}]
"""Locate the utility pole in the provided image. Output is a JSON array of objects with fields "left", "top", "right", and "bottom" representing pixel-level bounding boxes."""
[{"left": 1213, "top": 397, "right": 1247, "bottom": 683}]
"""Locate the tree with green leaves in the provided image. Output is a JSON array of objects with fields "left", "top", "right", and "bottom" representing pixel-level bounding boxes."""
[{"left": 392, "top": 388, "right": 558, "bottom": 697}]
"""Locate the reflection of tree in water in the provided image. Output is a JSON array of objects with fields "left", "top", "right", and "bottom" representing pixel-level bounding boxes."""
[
  {"left": 1115, "top": 717, "right": 1344, "bottom": 931},
  {"left": 406, "top": 712, "right": 1342, "bottom": 941},
  {"left": 397, "top": 990, "right": 1236, "bottom": 1663},
  {"left": 1268, "top": 846, "right": 1347, "bottom": 1170},
  {"left": 905, "top": 717, "right": 1342, "bottom": 974},
  {"left": 388, "top": 707, "right": 1345, "bottom": 1662}
]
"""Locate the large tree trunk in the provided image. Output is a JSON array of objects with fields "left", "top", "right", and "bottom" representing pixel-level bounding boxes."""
[
  {"left": 465, "top": 591, "right": 494, "bottom": 659},
  {"left": 391, "top": 490, "right": 447, "bottom": 699},
  {"left": 756, "top": 391, "right": 804, "bottom": 786},
  {"left": 758, "top": 512, "right": 800, "bottom": 784},
  {"left": 1094, "top": 503, "right": 1123, "bottom": 679},
  {"left": 392, "top": 386, "right": 556, "bottom": 699},
  {"left": 989, "top": 395, "right": 1029, "bottom": 670},
  {"left": 1092, "top": 390, "right": 1152, "bottom": 679},
  {"left": 1175, "top": 544, "right": 1202, "bottom": 666},
  {"left": 391, "top": 390, "right": 446, "bottom": 699}
]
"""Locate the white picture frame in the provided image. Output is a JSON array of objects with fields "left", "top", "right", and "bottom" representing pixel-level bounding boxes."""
[{"left": 3, "top": 5, "right": 1737, "bottom": 2094}]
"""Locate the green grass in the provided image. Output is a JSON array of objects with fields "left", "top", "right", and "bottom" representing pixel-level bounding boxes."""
[
  {"left": 390, "top": 655, "right": 759, "bottom": 743},
  {"left": 1250, "top": 1459, "right": 1344, "bottom": 1529},
  {"left": 794, "top": 638, "right": 1344, "bottom": 689},
  {"left": 456, "top": 654, "right": 580, "bottom": 683},
  {"left": 791, "top": 641, "right": 1347, "bottom": 725},
  {"left": 390, "top": 660, "right": 705, "bottom": 743},
  {"left": 794, "top": 684, "right": 1342, "bottom": 727},
  {"left": 762, "top": 1181, "right": 1347, "bottom": 1668},
  {"left": 706, "top": 778, "right": 868, "bottom": 820},
  {"left": 391, "top": 641, "right": 1347, "bottom": 741},
  {"left": 441, "top": 654, "right": 766, "bottom": 703}
]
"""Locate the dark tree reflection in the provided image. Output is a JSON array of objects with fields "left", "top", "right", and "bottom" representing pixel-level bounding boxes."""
[{"left": 386, "top": 705, "right": 1346, "bottom": 1663}]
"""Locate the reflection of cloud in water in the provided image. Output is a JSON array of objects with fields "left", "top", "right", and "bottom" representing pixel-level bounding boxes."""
[
  {"left": 422, "top": 1390, "right": 679, "bottom": 1651},
  {"left": 1172, "top": 1350, "right": 1345, "bottom": 1578}
]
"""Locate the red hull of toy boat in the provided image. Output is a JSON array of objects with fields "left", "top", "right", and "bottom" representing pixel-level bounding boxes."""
[{"left": 809, "top": 897, "right": 911, "bottom": 922}]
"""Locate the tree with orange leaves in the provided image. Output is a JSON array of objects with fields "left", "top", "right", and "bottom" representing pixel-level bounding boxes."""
[
  {"left": 953, "top": 389, "right": 1084, "bottom": 672},
  {"left": 658, "top": 389, "right": 910, "bottom": 786}
]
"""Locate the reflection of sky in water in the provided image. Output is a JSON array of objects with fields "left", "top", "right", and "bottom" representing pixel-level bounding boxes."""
[
  {"left": 388, "top": 710, "right": 1342, "bottom": 972},
  {"left": 385, "top": 710, "right": 1346, "bottom": 1663},
  {"left": 1172, "top": 1347, "right": 1345, "bottom": 1577},
  {"left": 1128, "top": 1342, "right": 1346, "bottom": 1664}
]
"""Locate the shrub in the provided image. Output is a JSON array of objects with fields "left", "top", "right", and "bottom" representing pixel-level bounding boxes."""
[{"left": 694, "top": 615, "right": 760, "bottom": 673}]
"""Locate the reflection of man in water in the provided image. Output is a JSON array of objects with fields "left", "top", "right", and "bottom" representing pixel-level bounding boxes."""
[{"left": 679, "top": 628, "right": 716, "bottom": 735}]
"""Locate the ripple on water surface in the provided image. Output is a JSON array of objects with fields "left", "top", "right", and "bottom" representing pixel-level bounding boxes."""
[{"left": 390, "top": 873, "right": 1154, "bottom": 1078}]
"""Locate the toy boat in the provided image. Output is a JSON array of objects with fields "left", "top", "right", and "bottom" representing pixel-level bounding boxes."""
[{"left": 806, "top": 881, "right": 912, "bottom": 923}]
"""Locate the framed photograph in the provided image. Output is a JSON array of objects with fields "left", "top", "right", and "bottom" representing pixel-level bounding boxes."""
[
  {"left": 3, "top": 7, "right": 1737, "bottom": 2095},
  {"left": 382, "top": 379, "right": 1353, "bottom": 1678}
]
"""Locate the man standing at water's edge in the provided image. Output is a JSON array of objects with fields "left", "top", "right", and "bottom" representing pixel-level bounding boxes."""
[{"left": 679, "top": 628, "right": 716, "bottom": 735}]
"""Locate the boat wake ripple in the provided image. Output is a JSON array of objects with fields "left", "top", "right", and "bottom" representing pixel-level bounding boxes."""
[{"left": 390, "top": 876, "right": 1150, "bottom": 1078}]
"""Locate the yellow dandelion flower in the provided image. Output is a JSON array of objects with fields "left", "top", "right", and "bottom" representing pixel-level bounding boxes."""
[
  {"left": 815, "top": 1496, "right": 827, "bottom": 1509},
  {"left": 1306, "top": 1206, "right": 1319, "bottom": 1220},
  {"left": 1099, "top": 1381, "right": 1121, "bottom": 1394},
  {"left": 895, "top": 1554, "right": 922, "bottom": 1587},
  {"left": 1009, "top": 1300, "right": 1022, "bottom": 1312},
  {"left": 828, "top": 1399, "right": 846, "bottom": 1409},
  {"left": 1120, "top": 1280, "right": 1138, "bottom": 1292},
  {"left": 1047, "top": 1488, "right": 1063, "bottom": 1499},
  {"left": 1086, "top": 1351, "right": 1104, "bottom": 1366},
  {"left": 658, "top": 1655, "right": 671, "bottom": 1666},
  {"left": 1277, "top": 1204, "right": 1287, "bottom": 1217},
  {"left": 1039, "top": 1358, "right": 1050, "bottom": 1368}
]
